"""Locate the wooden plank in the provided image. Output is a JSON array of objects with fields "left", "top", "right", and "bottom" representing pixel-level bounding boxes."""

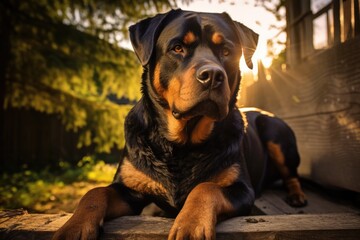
[
  {"left": 1, "top": 212, "right": 360, "bottom": 240},
  {"left": 254, "top": 183, "right": 358, "bottom": 215}
]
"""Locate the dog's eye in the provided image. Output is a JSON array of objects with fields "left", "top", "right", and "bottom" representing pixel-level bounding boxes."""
[
  {"left": 223, "top": 47, "right": 230, "bottom": 56},
  {"left": 173, "top": 45, "right": 184, "bottom": 53}
]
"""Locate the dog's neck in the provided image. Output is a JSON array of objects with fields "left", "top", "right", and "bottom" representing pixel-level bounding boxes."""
[{"left": 164, "top": 114, "right": 215, "bottom": 144}]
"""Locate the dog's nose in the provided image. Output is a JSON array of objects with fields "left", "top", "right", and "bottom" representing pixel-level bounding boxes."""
[{"left": 196, "top": 65, "right": 226, "bottom": 89}]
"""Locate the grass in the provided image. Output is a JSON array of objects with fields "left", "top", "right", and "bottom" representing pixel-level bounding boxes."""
[{"left": 0, "top": 156, "right": 117, "bottom": 213}]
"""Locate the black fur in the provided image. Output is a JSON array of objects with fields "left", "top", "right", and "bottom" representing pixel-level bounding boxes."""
[
  {"left": 115, "top": 98, "right": 253, "bottom": 214},
  {"left": 53, "top": 10, "right": 305, "bottom": 240}
]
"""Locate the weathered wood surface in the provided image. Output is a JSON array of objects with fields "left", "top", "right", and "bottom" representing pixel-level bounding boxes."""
[
  {"left": 254, "top": 183, "right": 359, "bottom": 215},
  {"left": 1, "top": 211, "right": 360, "bottom": 240}
]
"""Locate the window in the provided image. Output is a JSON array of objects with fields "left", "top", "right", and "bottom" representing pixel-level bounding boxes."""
[
  {"left": 312, "top": 0, "right": 333, "bottom": 49},
  {"left": 312, "top": 0, "right": 360, "bottom": 50}
]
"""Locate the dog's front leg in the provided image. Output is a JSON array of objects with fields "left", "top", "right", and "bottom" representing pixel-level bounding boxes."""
[
  {"left": 168, "top": 182, "right": 254, "bottom": 240},
  {"left": 52, "top": 184, "right": 138, "bottom": 240}
]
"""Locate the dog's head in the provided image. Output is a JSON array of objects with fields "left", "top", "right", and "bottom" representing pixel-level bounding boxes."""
[{"left": 130, "top": 9, "right": 258, "bottom": 144}]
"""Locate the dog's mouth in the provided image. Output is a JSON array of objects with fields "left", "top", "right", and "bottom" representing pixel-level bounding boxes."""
[{"left": 172, "top": 99, "right": 229, "bottom": 121}]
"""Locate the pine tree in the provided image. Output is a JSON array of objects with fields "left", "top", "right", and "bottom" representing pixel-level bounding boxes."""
[{"left": 0, "top": 0, "right": 176, "bottom": 159}]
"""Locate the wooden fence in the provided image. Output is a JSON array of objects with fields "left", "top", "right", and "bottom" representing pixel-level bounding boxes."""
[{"left": 2, "top": 108, "right": 91, "bottom": 171}]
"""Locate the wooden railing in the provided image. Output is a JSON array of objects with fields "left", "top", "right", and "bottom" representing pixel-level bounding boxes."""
[{"left": 1, "top": 211, "right": 360, "bottom": 240}]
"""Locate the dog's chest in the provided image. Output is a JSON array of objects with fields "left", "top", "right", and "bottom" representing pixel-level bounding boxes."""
[
  {"left": 127, "top": 146, "right": 222, "bottom": 208},
  {"left": 151, "top": 151, "right": 217, "bottom": 207}
]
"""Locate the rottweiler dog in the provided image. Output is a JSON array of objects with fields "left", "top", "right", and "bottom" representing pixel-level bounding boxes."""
[{"left": 53, "top": 9, "right": 306, "bottom": 240}]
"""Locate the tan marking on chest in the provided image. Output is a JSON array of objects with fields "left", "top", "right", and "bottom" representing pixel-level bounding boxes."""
[{"left": 120, "top": 159, "right": 168, "bottom": 196}]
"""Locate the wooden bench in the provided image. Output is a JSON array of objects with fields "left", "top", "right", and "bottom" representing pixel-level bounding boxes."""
[
  {"left": 1, "top": 183, "right": 360, "bottom": 239},
  {"left": 1, "top": 212, "right": 359, "bottom": 240}
]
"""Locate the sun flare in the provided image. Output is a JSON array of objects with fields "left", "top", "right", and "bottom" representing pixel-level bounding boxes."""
[{"left": 239, "top": 35, "right": 273, "bottom": 80}]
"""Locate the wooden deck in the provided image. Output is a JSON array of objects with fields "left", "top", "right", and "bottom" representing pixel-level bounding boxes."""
[
  {"left": 253, "top": 181, "right": 359, "bottom": 215},
  {"left": 1, "top": 183, "right": 359, "bottom": 239}
]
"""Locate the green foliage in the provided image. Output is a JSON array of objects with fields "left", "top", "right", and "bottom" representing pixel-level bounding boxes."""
[
  {"left": 0, "top": 156, "right": 117, "bottom": 212},
  {"left": 2, "top": 0, "right": 176, "bottom": 153}
]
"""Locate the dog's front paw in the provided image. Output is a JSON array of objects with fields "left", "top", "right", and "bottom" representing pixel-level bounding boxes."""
[
  {"left": 286, "top": 193, "right": 307, "bottom": 207},
  {"left": 52, "top": 220, "right": 101, "bottom": 240},
  {"left": 168, "top": 214, "right": 215, "bottom": 240},
  {"left": 285, "top": 178, "right": 307, "bottom": 207}
]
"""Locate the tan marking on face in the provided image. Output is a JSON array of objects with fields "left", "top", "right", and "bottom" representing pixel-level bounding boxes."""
[
  {"left": 162, "top": 77, "right": 189, "bottom": 143},
  {"left": 191, "top": 116, "right": 215, "bottom": 144},
  {"left": 163, "top": 77, "right": 180, "bottom": 108},
  {"left": 209, "top": 164, "right": 240, "bottom": 187},
  {"left": 162, "top": 67, "right": 214, "bottom": 144},
  {"left": 165, "top": 110, "right": 187, "bottom": 143},
  {"left": 153, "top": 63, "right": 164, "bottom": 95},
  {"left": 163, "top": 67, "right": 197, "bottom": 113},
  {"left": 212, "top": 32, "right": 224, "bottom": 45},
  {"left": 183, "top": 31, "right": 196, "bottom": 45},
  {"left": 183, "top": 67, "right": 196, "bottom": 84},
  {"left": 178, "top": 67, "right": 197, "bottom": 101},
  {"left": 120, "top": 159, "right": 168, "bottom": 196}
]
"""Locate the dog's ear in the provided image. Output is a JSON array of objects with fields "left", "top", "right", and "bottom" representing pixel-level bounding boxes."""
[
  {"left": 129, "top": 9, "right": 181, "bottom": 66},
  {"left": 233, "top": 22, "right": 259, "bottom": 69}
]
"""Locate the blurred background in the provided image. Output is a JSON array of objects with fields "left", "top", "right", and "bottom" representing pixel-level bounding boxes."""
[{"left": 0, "top": 0, "right": 359, "bottom": 213}]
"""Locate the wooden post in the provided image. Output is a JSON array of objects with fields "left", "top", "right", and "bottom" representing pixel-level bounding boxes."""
[
  {"left": 354, "top": 0, "right": 360, "bottom": 35},
  {"left": 333, "top": 0, "right": 342, "bottom": 44},
  {"left": 343, "top": 0, "right": 354, "bottom": 41},
  {"left": 286, "top": 0, "right": 302, "bottom": 67},
  {"left": 301, "top": 0, "right": 313, "bottom": 59}
]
